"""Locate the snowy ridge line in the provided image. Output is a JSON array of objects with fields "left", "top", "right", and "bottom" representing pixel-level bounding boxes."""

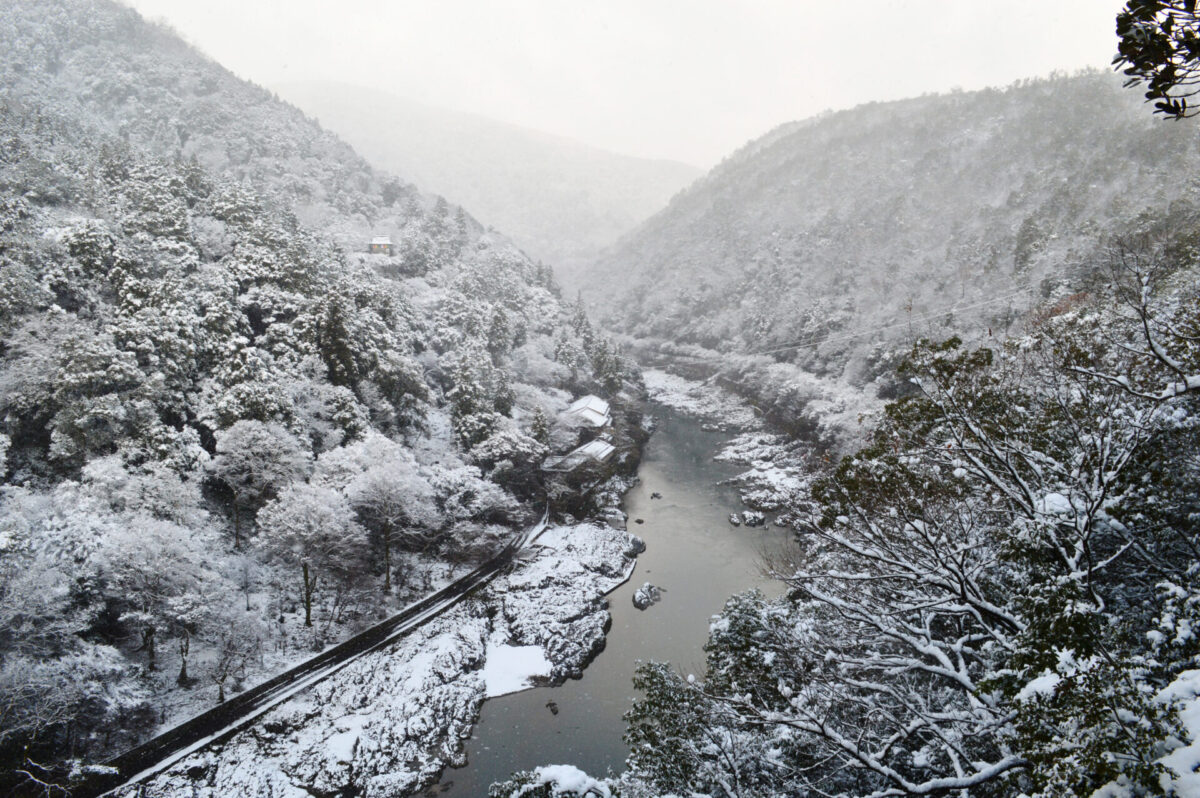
[{"left": 83, "top": 509, "right": 550, "bottom": 798}]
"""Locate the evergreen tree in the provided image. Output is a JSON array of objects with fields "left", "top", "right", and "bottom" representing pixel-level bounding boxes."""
[{"left": 529, "top": 407, "right": 551, "bottom": 447}]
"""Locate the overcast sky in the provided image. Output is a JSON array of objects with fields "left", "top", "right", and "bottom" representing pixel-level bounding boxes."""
[{"left": 124, "top": 1, "right": 1121, "bottom": 168}]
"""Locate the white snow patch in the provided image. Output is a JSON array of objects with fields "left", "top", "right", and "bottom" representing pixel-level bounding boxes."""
[
  {"left": 482, "top": 640, "right": 552, "bottom": 697},
  {"left": 1037, "top": 492, "right": 1073, "bottom": 515},
  {"left": 326, "top": 729, "right": 358, "bottom": 763},
  {"left": 1156, "top": 669, "right": 1200, "bottom": 795},
  {"left": 324, "top": 710, "right": 364, "bottom": 763},
  {"left": 402, "top": 649, "right": 437, "bottom": 692},
  {"left": 1015, "top": 670, "right": 1061, "bottom": 702},
  {"left": 529, "top": 764, "right": 612, "bottom": 797}
]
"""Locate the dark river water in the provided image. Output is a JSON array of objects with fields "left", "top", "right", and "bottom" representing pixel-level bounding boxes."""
[{"left": 430, "top": 405, "right": 792, "bottom": 796}]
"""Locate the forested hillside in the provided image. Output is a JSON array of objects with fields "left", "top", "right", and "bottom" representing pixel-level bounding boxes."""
[
  {"left": 479, "top": 60, "right": 1200, "bottom": 797},
  {"left": 276, "top": 81, "right": 701, "bottom": 294},
  {"left": 0, "top": 0, "right": 633, "bottom": 787},
  {"left": 588, "top": 72, "right": 1200, "bottom": 393},
  {"left": 499, "top": 198, "right": 1200, "bottom": 798}
]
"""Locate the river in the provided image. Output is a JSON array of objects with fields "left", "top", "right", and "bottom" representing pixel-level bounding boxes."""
[{"left": 430, "top": 404, "right": 792, "bottom": 796}]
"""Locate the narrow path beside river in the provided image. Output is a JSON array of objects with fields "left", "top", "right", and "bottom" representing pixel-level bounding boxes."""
[{"left": 432, "top": 404, "right": 793, "bottom": 795}]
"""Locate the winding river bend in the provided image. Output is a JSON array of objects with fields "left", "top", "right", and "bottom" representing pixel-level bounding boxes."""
[{"left": 432, "top": 404, "right": 793, "bottom": 796}]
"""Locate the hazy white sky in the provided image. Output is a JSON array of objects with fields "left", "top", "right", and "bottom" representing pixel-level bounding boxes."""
[{"left": 124, "top": 1, "right": 1120, "bottom": 168}]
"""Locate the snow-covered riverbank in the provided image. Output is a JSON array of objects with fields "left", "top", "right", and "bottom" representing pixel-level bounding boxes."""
[
  {"left": 643, "top": 368, "right": 814, "bottom": 513},
  {"left": 115, "top": 522, "right": 640, "bottom": 798},
  {"left": 435, "top": 397, "right": 803, "bottom": 797},
  {"left": 112, "top": 373, "right": 815, "bottom": 798}
]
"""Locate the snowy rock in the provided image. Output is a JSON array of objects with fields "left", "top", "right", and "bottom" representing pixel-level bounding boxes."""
[
  {"left": 742, "top": 510, "right": 766, "bottom": 528},
  {"left": 728, "top": 513, "right": 742, "bottom": 527},
  {"left": 633, "top": 583, "right": 663, "bottom": 610},
  {"left": 625, "top": 535, "right": 646, "bottom": 555},
  {"left": 717, "top": 432, "right": 810, "bottom": 510},
  {"left": 603, "top": 507, "right": 627, "bottom": 530},
  {"left": 494, "top": 523, "right": 638, "bottom": 681},
  {"left": 528, "top": 764, "right": 612, "bottom": 798}
]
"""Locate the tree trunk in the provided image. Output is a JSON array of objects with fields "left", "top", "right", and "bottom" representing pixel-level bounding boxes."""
[
  {"left": 177, "top": 633, "right": 190, "bottom": 686},
  {"left": 218, "top": 680, "right": 225, "bottom": 703},
  {"left": 242, "top": 562, "right": 253, "bottom": 611},
  {"left": 383, "top": 532, "right": 392, "bottom": 594},
  {"left": 144, "top": 626, "right": 156, "bottom": 671},
  {"left": 232, "top": 499, "right": 242, "bottom": 550},
  {"left": 302, "top": 562, "right": 314, "bottom": 627}
]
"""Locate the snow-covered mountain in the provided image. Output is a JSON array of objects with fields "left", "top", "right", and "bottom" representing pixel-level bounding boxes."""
[
  {"left": 275, "top": 81, "right": 701, "bottom": 293},
  {"left": 586, "top": 72, "right": 1200, "bottom": 388},
  {"left": 489, "top": 72, "right": 1200, "bottom": 798},
  {"left": 0, "top": 1, "right": 638, "bottom": 791}
]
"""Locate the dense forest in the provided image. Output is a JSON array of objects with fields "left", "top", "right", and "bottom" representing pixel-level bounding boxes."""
[
  {"left": 498, "top": 227, "right": 1200, "bottom": 798},
  {"left": 493, "top": 16, "right": 1200, "bottom": 798},
  {"left": 586, "top": 72, "right": 1200, "bottom": 418},
  {"left": 0, "top": 0, "right": 633, "bottom": 789}
]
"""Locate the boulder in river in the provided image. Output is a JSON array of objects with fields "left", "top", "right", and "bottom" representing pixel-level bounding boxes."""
[
  {"left": 626, "top": 535, "right": 646, "bottom": 556},
  {"left": 742, "top": 510, "right": 766, "bottom": 528},
  {"left": 728, "top": 513, "right": 742, "bottom": 527},
  {"left": 633, "top": 582, "right": 663, "bottom": 610}
]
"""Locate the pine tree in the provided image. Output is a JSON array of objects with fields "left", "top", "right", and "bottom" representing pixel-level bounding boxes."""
[{"left": 530, "top": 407, "right": 551, "bottom": 447}]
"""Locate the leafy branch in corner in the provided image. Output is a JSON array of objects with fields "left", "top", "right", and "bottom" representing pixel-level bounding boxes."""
[{"left": 1115, "top": 0, "right": 1200, "bottom": 118}]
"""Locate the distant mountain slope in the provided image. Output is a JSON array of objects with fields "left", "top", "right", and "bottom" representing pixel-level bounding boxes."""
[
  {"left": 586, "top": 72, "right": 1200, "bottom": 386},
  {"left": 275, "top": 81, "right": 702, "bottom": 291}
]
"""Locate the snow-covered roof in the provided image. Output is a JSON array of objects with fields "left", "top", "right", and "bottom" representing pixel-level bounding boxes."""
[
  {"left": 576, "top": 439, "right": 615, "bottom": 462},
  {"left": 541, "top": 439, "right": 617, "bottom": 472},
  {"left": 563, "top": 395, "right": 611, "bottom": 427},
  {"left": 370, "top": 235, "right": 393, "bottom": 245}
]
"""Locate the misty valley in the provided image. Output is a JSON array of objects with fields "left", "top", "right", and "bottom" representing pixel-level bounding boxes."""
[{"left": 5, "top": 2, "right": 1200, "bottom": 797}]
